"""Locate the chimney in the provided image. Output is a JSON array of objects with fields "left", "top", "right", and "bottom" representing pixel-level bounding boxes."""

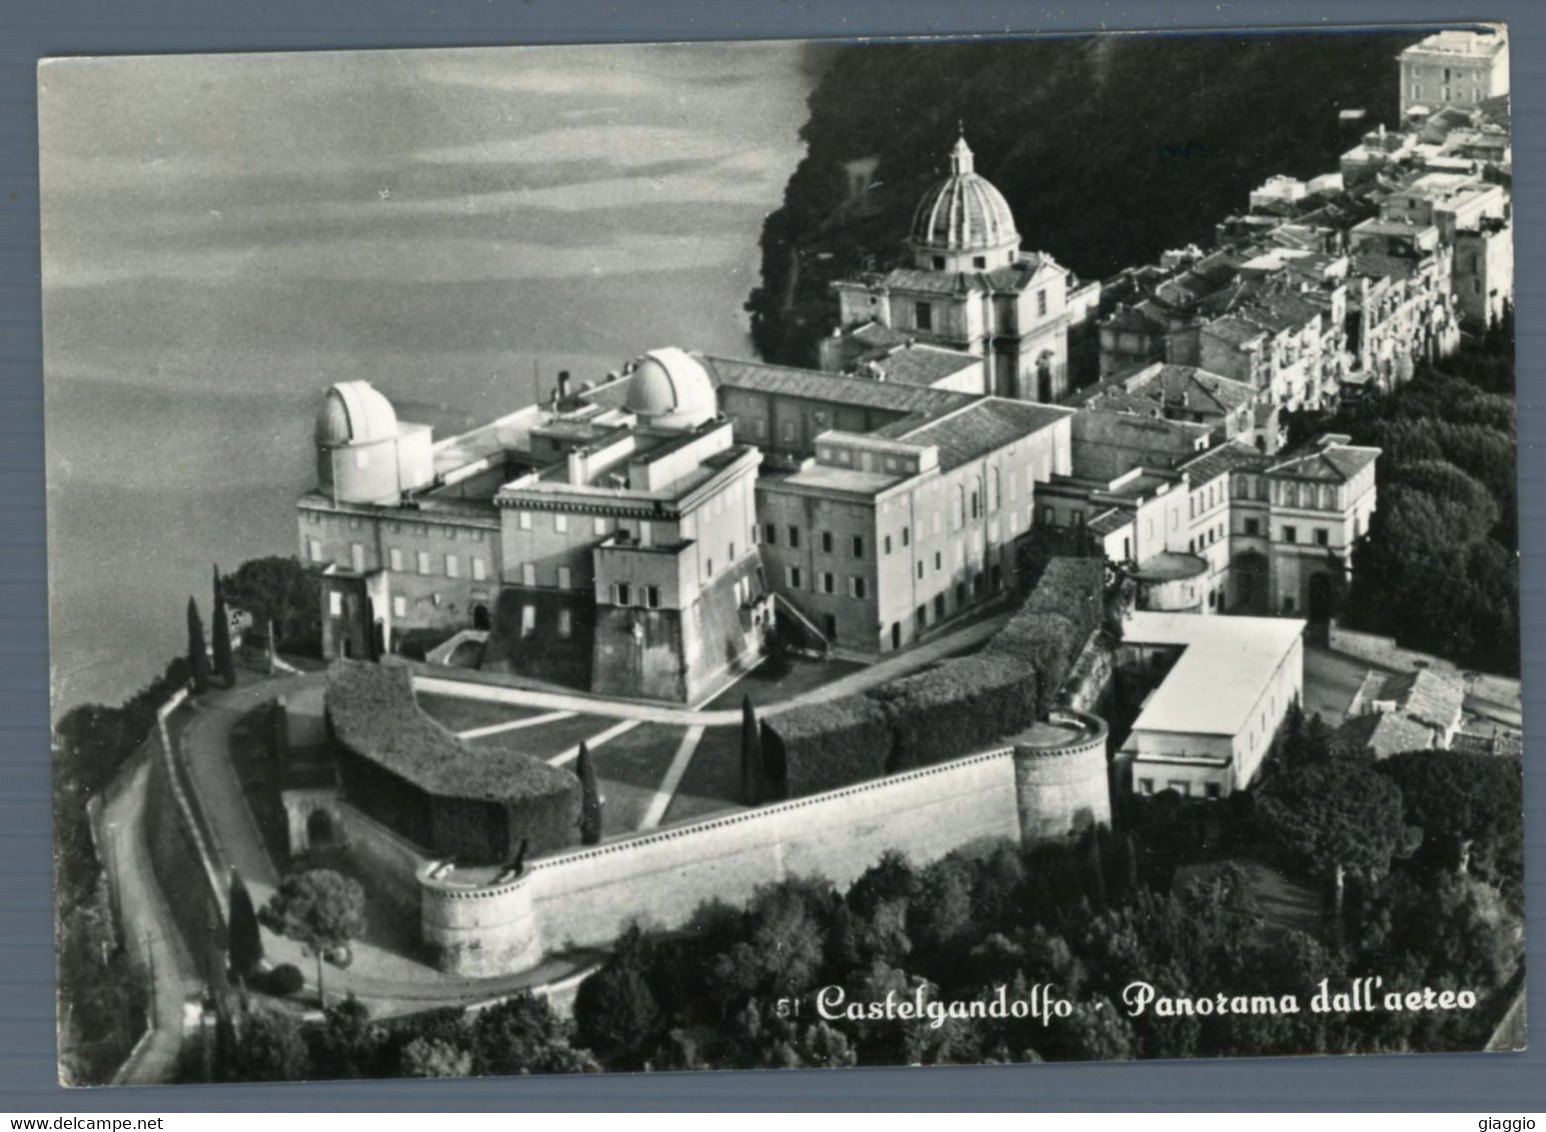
[{"left": 558, "top": 370, "right": 572, "bottom": 399}]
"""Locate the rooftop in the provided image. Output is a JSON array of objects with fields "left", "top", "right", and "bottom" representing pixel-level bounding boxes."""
[
  {"left": 699, "top": 354, "right": 973, "bottom": 421},
  {"left": 1123, "top": 611, "right": 1305, "bottom": 739},
  {"left": 1333, "top": 711, "right": 1436, "bottom": 760},
  {"left": 889, "top": 397, "right": 1072, "bottom": 471}
]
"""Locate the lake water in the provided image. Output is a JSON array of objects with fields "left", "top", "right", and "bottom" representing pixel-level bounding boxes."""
[{"left": 40, "top": 43, "right": 815, "bottom": 718}]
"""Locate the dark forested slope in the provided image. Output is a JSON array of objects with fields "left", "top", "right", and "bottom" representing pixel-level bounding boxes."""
[{"left": 749, "top": 31, "right": 1421, "bottom": 365}]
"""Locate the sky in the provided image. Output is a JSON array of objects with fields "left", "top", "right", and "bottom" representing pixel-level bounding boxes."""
[{"left": 39, "top": 41, "right": 814, "bottom": 716}]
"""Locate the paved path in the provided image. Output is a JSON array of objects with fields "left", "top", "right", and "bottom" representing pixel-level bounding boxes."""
[
  {"left": 415, "top": 610, "right": 1012, "bottom": 726},
  {"left": 640, "top": 725, "right": 705, "bottom": 831},
  {"left": 457, "top": 709, "right": 574, "bottom": 740},
  {"left": 168, "top": 675, "right": 604, "bottom": 1009},
  {"left": 104, "top": 750, "right": 201, "bottom": 1086},
  {"left": 549, "top": 718, "right": 639, "bottom": 767}
]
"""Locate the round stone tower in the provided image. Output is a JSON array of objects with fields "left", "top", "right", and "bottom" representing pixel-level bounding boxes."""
[
  {"left": 418, "top": 862, "right": 541, "bottom": 977},
  {"left": 1009, "top": 709, "right": 1111, "bottom": 844}
]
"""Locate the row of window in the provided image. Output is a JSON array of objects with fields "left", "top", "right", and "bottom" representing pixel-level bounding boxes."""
[
  {"left": 517, "top": 511, "right": 614, "bottom": 536},
  {"left": 761, "top": 524, "right": 867, "bottom": 558},
  {"left": 305, "top": 511, "right": 488, "bottom": 542},
  {"left": 610, "top": 583, "right": 662, "bottom": 610},
  {"left": 783, "top": 566, "right": 867, "bottom": 600},
  {"left": 1280, "top": 525, "right": 1332, "bottom": 547},
  {"left": 305, "top": 539, "right": 491, "bottom": 582},
  {"left": 1137, "top": 778, "right": 1223, "bottom": 799},
  {"left": 518, "top": 604, "right": 573, "bottom": 639}
]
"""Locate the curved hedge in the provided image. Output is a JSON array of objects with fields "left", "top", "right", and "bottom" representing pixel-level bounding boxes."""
[
  {"left": 762, "top": 557, "right": 1104, "bottom": 799},
  {"left": 327, "top": 660, "right": 580, "bottom": 863},
  {"left": 869, "top": 653, "right": 1038, "bottom": 773}
]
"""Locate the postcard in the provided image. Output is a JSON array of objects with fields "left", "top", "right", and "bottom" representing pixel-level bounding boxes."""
[{"left": 41, "top": 25, "right": 1523, "bottom": 1085}]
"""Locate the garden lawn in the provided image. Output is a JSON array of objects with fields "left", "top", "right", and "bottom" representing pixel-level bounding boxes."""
[
  {"left": 414, "top": 693, "right": 551, "bottom": 735},
  {"left": 586, "top": 723, "right": 686, "bottom": 836},
  {"left": 661, "top": 724, "right": 743, "bottom": 826}
]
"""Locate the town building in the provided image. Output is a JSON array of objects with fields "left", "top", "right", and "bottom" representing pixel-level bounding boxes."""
[
  {"left": 1114, "top": 611, "right": 1306, "bottom": 798},
  {"left": 1399, "top": 28, "right": 1509, "bottom": 117},
  {"left": 825, "top": 134, "right": 1099, "bottom": 403}
]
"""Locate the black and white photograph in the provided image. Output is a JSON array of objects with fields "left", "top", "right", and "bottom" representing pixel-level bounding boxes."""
[{"left": 40, "top": 24, "right": 1524, "bottom": 1087}]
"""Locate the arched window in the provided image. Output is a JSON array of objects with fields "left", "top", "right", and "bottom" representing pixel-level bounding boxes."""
[
  {"left": 953, "top": 485, "right": 966, "bottom": 530},
  {"left": 989, "top": 467, "right": 1001, "bottom": 512}
]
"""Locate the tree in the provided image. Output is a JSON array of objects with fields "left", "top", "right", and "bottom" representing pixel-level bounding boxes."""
[
  {"left": 1378, "top": 750, "right": 1524, "bottom": 906},
  {"left": 220, "top": 556, "right": 322, "bottom": 654},
  {"left": 1256, "top": 761, "right": 1419, "bottom": 918},
  {"left": 226, "top": 1007, "right": 309, "bottom": 1082},
  {"left": 186, "top": 596, "right": 211, "bottom": 694},
  {"left": 740, "top": 695, "right": 764, "bottom": 805},
  {"left": 212, "top": 564, "right": 237, "bottom": 688},
  {"left": 575, "top": 742, "right": 602, "bottom": 845},
  {"left": 400, "top": 1036, "right": 473, "bottom": 1078},
  {"left": 469, "top": 993, "right": 600, "bottom": 1075},
  {"left": 227, "top": 868, "right": 263, "bottom": 980},
  {"left": 573, "top": 933, "right": 660, "bottom": 1059},
  {"left": 259, "top": 868, "right": 366, "bottom": 1007}
]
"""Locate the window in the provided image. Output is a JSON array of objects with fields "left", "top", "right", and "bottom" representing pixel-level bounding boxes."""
[
  {"left": 389, "top": 547, "right": 404, "bottom": 572},
  {"left": 392, "top": 595, "right": 406, "bottom": 618},
  {"left": 445, "top": 554, "right": 460, "bottom": 578},
  {"left": 786, "top": 565, "right": 803, "bottom": 589},
  {"left": 901, "top": 526, "right": 910, "bottom": 547},
  {"left": 1138, "top": 778, "right": 1155, "bottom": 796},
  {"left": 916, "top": 561, "right": 924, "bottom": 580},
  {"left": 821, "top": 530, "right": 833, "bottom": 554},
  {"left": 788, "top": 525, "right": 800, "bottom": 549},
  {"left": 851, "top": 535, "right": 864, "bottom": 559},
  {"left": 555, "top": 513, "right": 568, "bottom": 533},
  {"left": 914, "top": 302, "right": 933, "bottom": 331},
  {"left": 764, "top": 523, "right": 777, "bottom": 545},
  {"left": 1283, "top": 526, "right": 1298, "bottom": 544},
  {"left": 308, "top": 539, "right": 324, "bottom": 564},
  {"left": 521, "top": 563, "right": 536, "bottom": 586},
  {"left": 1205, "top": 783, "right": 1222, "bottom": 800},
  {"left": 1041, "top": 505, "right": 1055, "bottom": 527},
  {"left": 1037, "top": 289, "right": 1048, "bottom": 317},
  {"left": 972, "top": 255, "right": 986, "bottom": 269},
  {"left": 934, "top": 551, "right": 943, "bottom": 571},
  {"left": 350, "top": 543, "right": 365, "bottom": 572},
  {"left": 1244, "top": 518, "right": 1261, "bottom": 537},
  {"left": 417, "top": 550, "right": 432, "bottom": 575},
  {"left": 557, "top": 609, "right": 572, "bottom": 639},
  {"left": 705, "top": 558, "right": 714, "bottom": 578},
  {"left": 328, "top": 591, "right": 343, "bottom": 617},
  {"left": 821, "top": 572, "right": 835, "bottom": 595},
  {"left": 932, "top": 256, "right": 945, "bottom": 270},
  {"left": 472, "top": 557, "right": 487, "bottom": 582},
  {"left": 442, "top": 526, "right": 456, "bottom": 540},
  {"left": 970, "top": 490, "right": 980, "bottom": 520},
  {"left": 1314, "top": 528, "right": 1330, "bottom": 547},
  {"left": 884, "top": 535, "right": 892, "bottom": 555},
  {"left": 519, "top": 511, "right": 532, "bottom": 530},
  {"left": 521, "top": 605, "right": 536, "bottom": 637},
  {"left": 1283, "top": 595, "right": 1297, "bottom": 614},
  {"left": 614, "top": 582, "right": 632, "bottom": 606},
  {"left": 593, "top": 516, "right": 609, "bottom": 536},
  {"left": 1170, "top": 780, "right": 1191, "bottom": 797},
  {"left": 850, "top": 576, "right": 867, "bottom": 600},
  {"left": 557, "top": 566, "right": 571, "bottom": 590},
  {"left": 644, "top": 585, "right": 661, "bottom": 609}
]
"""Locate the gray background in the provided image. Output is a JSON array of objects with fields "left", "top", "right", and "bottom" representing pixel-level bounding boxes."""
[{"left": 2, "top": 0, "right": 1540, "bottom": 1111}]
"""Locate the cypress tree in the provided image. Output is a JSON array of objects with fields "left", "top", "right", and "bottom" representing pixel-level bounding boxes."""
[
  {"left": 740, "top": 695, "right": 764, "bottom": 806},
  {"left": 228, "top": 867, "right": 264, "bottom": 979},
  {"left": 576, "top": 743, "right": 602, "bottom": 845},
  {"left": 187, "top": 596, "right": 211, "bottom": 694},
  {"left": 212, "top": 564, "right": 237, "bottom": 688}
]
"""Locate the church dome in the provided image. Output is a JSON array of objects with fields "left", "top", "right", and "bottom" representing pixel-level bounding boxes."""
[
  {"left": 624, "top": 347, "right": 718, "bottom": 429},
  {"left": 316, "top": 381, "right": 399, "bottom": 447},
  {"left": 908, "top": 135, "right": 1020, "bottom": 256}
]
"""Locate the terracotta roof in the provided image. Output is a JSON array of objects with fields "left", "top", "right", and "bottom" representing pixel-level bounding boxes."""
[
  {"left": 699, "top": 354, "right": 972, "bottom": 419},
  {"left": 1269, "top": 441, "right": 1380, "bottom": 481},
  {"left": 1070, "top": 410, "right": 1210, "bottom": 480},
  {"left": 1179, "top": 440, "right": 1269, "bottom": 485},
  {"left": 868, "top": 344, "right": 981, "bottom": 388},
  {"left": 1385, "top": 668, "right": 1466, "bottom": 732},
  {"left": 1203, "top": 315, "right": 1269, "bottom": 347},
  {"left": 1333, "top": 711, "right": 1435, "bottom": 759},
  {"left": 893, "top": 398, "right": 1072, "bottom": 471}
]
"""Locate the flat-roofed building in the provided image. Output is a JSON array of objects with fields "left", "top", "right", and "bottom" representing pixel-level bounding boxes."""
[
  {"left": 1116, "top": 610, "right": 1305, "bottom": 798},
  {"left": 1399, "top": 28, "right": 1509, "bottom": 117}
]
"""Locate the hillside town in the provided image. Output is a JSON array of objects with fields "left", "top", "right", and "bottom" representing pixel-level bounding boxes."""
[{"left": 51, "top": 29, "right": 1523, "bottom": 1085}]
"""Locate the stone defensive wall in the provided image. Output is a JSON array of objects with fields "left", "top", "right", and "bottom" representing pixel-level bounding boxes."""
[{"left": 417, "top": 715, "right": 1109, "bottom": 977}]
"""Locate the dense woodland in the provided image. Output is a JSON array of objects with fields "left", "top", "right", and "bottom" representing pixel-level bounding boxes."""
[
  {"left": 747, "top": 32, "right": 1419, "bottom": 366},
  {"left": 1290, "top": 310, "right": 1519, "bottom": 676},
  {"left": 204, "top": 726, "right": 1523, "bottom": 1079}
]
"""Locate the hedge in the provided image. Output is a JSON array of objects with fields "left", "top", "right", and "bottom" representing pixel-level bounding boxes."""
[
  {"left": 763, "top": 695, "right": 892, "bottom": 799},
  {"left": 988, "top": 609, "right": 1087, "bottom": 718},
  {"left": 326, "top": 660, "right": 580, "bottom": 861},
  {"left": 1019, "top": 557, "right": 1105, "bottom": 642},
  {"left": 755, "top": 556, "right": 1102, "bottom": 800},
  {"left": 868, "top": 653, "right": 1038, "bottom": 772}
]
